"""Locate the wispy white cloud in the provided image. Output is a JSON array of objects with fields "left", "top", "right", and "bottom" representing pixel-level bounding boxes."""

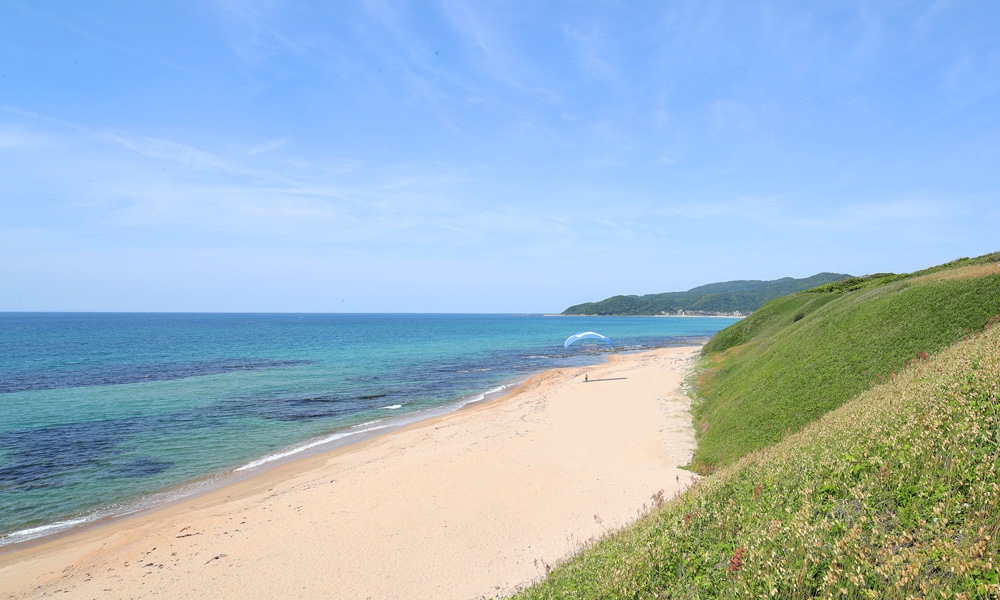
[
  {"left": 576, "top": 156, "right": 626, "bottom": 169},
  {"left": 653, "top": 94, "right": 673, "bottom": 130},
  {"left": 849, "top": 197, "right": 957, "bottom": 222},
  {"left": 4, "top": 108, "right": 272, "bottom": 183},
  {"left": 246, "top": 137, "right": 289, "bottom": 156},
  {"left": 649, "top": 197, "right": 783, "bottom": 221},
  {"left": 362, "top": 0, "right": 407, "bottom": 38},
  {"left": 209, "top": 0, "right": 306, "bottom": 61},
  {"left": 590, "top": 120, "right": 633, "bottom": 148},
  {"left": 914, "top": 0, "right": 960, "bottom": 37},
  {"left": 438, "top": 1, "right": 511, "bottom": 78},
  {"left": 5, "top": 0, "right": 202, "bottom": 74},
  {"left": 436, "top": 0, "right": 558, "bottom": 102},
  {"left": 344, "top": 1, "right": 492, "bottom": 134},
  {"left": 3, "top": 109, "right": 570, "bottom": 254},
  {"left": 562, "top": 25, "right": 619, "bottom": 83},
  {"left": 0, "top": 130, "right": 54, "bottom": 149},
  {"left": 708, "top": 100, "right": 757, "bottom": 136},
  {"left": 2, "top": 106, "right": 86, "bottom": 132},
  {"left": 788, "top": 197, "right": 960, "bottom": 233},
  {"left": 852, "top": 3, "right": 885, "bottom": 63},
  {"left": 98, "top": 130, "right": 256, "bottom": 176}
]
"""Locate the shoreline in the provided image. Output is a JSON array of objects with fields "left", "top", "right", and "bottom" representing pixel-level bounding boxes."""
[
  {"left": 0, "top": 345, "right": 702, "bottom": 599},
  {"left": 0, "top": 377, "right": 530, "bottom": 552},
  {"left": 1, "top": 344, "right": 671, "bottom": 551}
]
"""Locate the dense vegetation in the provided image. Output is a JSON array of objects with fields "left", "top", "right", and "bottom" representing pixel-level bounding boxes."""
[
  {"left": 561, "top": 272, "right": 850, "bottom": 316},
  {"left": 515, "top": 252, "right": 1000, "bottom": 599}
]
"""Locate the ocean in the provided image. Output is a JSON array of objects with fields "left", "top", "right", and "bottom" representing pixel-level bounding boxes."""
[{"left": 0, "top": 313, "right": 739, "bottom": 546}]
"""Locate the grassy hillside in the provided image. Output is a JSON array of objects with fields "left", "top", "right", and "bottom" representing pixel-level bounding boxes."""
[
  {"left": 561, "top": 272, "right": 850, "bottom": 316},
  {"left": 515, "top": 318, "right": 1000, "bottom": 599},
  {"left": 514, "top": 253, "right": 1000, "bottom": 599},
  {"left": 693, "top": 253, "right": 1000, "bottom": 473}
]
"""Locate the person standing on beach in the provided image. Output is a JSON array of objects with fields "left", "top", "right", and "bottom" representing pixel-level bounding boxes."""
[{"left": 585, "top": 374, "right": 588, "bottom": 382}]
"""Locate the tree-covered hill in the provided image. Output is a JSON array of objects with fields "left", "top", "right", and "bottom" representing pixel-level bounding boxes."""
[{"left": 561, "top": 272, "right": 851, "bottom": 316}]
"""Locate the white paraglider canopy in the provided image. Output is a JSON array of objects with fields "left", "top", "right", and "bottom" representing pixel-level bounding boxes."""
[{"left": 564, "top": 331, "right": 615, "bottom": 350}]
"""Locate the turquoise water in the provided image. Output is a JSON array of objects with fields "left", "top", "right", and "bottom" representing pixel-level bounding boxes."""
[{"left": 0, "top": 313, "right": 738, "bottom": 545}]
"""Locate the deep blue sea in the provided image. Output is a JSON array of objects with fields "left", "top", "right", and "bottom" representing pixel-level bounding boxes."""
[{"left": 0, "top": 313, "right": 739, "bottom": 546}]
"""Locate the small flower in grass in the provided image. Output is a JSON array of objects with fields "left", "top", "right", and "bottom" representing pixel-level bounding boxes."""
[{"left": 728, "top": 547, "right": 747, "bottom": 577}]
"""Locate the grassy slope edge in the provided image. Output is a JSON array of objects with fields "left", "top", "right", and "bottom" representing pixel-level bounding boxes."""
[
  {"left": 692, "top": 253, "right": 1000, "bottom": 473},
  {"left": 515, "top": 316, "right": 1000, "bottom": 599},
  {"left": 514, "top": 253, "right": 1000, "bottom": 599}
]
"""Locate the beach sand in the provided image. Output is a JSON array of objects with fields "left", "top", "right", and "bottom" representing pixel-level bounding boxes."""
[{"left": 0, "top": 346, "right": 700, "bottom": 600}]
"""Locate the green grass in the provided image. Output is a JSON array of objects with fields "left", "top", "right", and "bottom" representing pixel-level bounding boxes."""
[
  {"left": 514, "top": 314, "right": 1000, "bottom": 599},
  {"left": 512, "top": 253, "right": 1000, "bottom": 599},
  {"left": 693, "top": 253, "right": 1000, "bottom": 473}
]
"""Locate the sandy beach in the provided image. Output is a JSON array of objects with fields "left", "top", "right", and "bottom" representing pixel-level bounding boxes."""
[{"left": 0, "top": 346, "right": 700, "bottom": 600}]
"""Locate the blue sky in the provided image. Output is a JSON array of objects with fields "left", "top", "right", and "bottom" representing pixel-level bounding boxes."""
[{"left": 2, "top": 1, "right": 998, "bottom": 312}]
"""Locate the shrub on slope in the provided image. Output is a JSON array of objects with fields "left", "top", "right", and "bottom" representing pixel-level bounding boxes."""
[
  {"left": 694, "top": 254, "right": 1000, "bottom": 473},
  {"left": 516, "top": 319, "right": 1000, "bottom": 599}
]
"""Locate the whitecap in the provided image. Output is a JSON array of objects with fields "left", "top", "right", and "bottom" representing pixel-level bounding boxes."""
[
  {"left": 235, "top": 422, "right": 390, "bottom": 472},
  {"left": 2, "top": 516, "right": 91, "bottom": 545}
]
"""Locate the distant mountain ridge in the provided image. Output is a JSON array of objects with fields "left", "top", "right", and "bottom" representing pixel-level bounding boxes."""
[{"left": 561, "top": 272, "right": 852, "bottom": 316}]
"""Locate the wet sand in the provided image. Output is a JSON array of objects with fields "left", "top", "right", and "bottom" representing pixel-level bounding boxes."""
[{"left": 0, "top": 346, "right": 700, "bottom": 600}]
